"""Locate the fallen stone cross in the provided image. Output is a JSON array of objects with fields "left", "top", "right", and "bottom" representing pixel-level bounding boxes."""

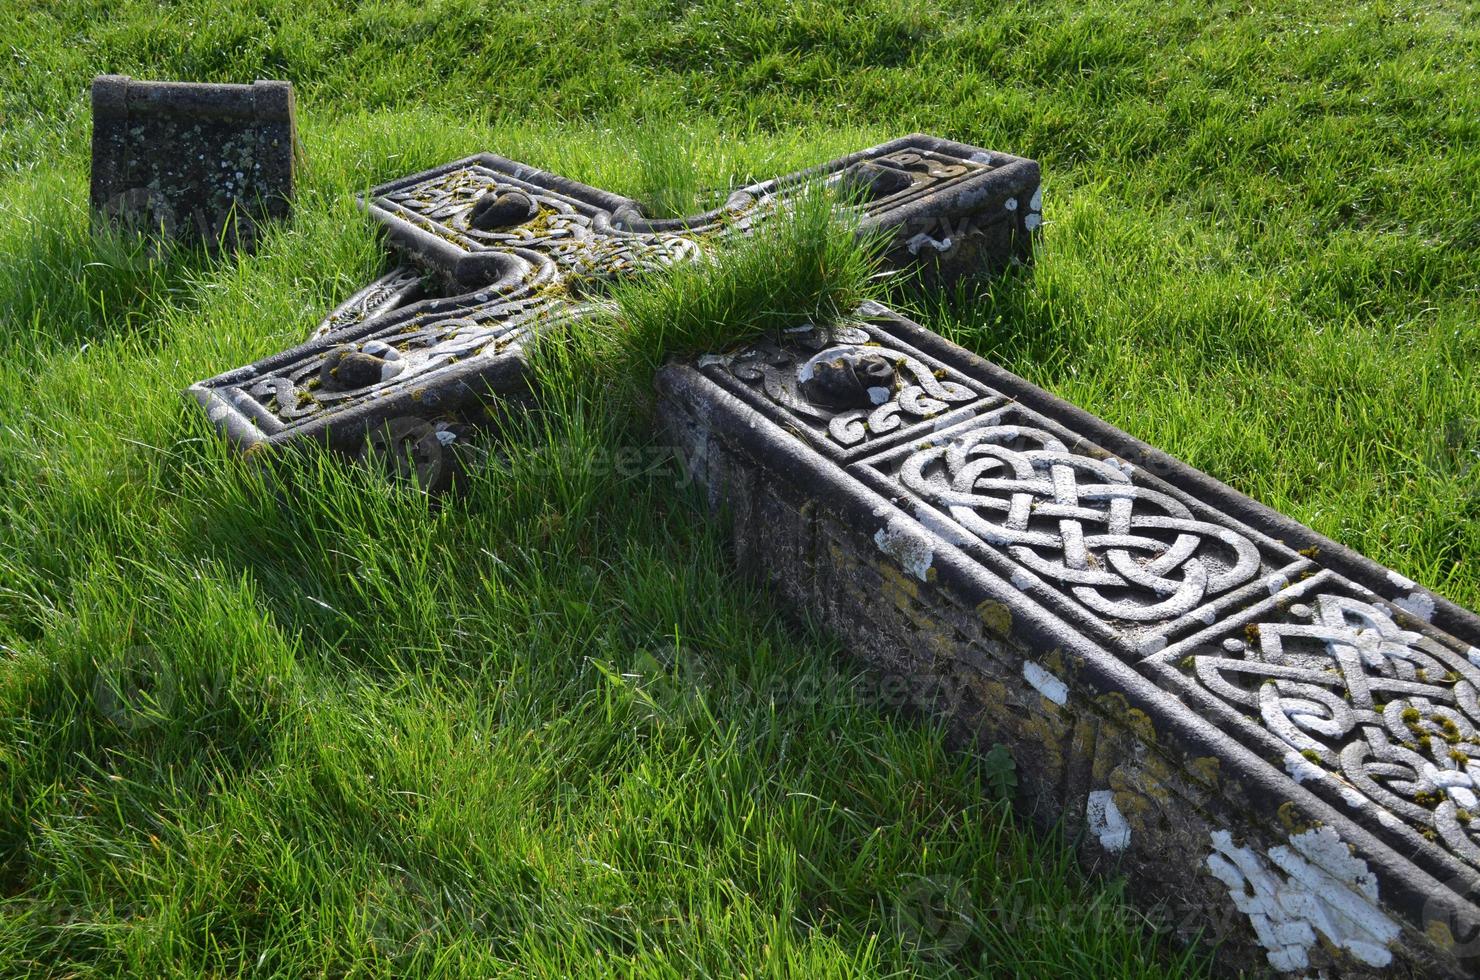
[
  {"left": 91, "top": 75, "right": 298, "bottom": 250},
  {"left": 187, "top": 134, "right": 1480, "bottom": 974}
]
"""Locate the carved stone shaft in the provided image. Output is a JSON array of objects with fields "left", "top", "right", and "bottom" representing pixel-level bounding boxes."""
[{"left": 657, "top": 301, "right": 1480, "bottom": 977}]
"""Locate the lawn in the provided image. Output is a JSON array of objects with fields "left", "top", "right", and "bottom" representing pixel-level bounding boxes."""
[{"left": 1, "top": 0, "right": 1477, "bottom": 975}]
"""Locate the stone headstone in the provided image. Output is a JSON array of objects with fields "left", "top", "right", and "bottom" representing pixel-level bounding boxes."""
[{"left": 90, "top": 75, "right": 297, "bottom": 249}]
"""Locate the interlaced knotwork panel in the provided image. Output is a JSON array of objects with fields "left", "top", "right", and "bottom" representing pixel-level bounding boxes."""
[
  {"left": 378, "top": 165, "right": 702, "bottom": 289},
  {"left": 230, "top": 294, "right": 567, "bottom": 431},
  {"left": 191, "top": 135, "right": 1042, "bottom": 452},
  {"left": 1158, "top": 579, "right": 1480, "bottom": 869},
  {"left": 896, "top": 420, "right": 1264, "bottom": 622}
]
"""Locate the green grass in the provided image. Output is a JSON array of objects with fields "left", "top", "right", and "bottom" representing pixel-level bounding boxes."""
[{"left": 1, "top": 0, "right": 1478, "bottom": 975}]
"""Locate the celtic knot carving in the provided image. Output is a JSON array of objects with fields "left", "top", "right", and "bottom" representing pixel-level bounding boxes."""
[
  {"left": 192, "top": 136, "right": 1042, "bottom": 452},
  {"left": 1184, "top": 592, "right": 1480, "bottom": 867},
  {"left": 713, "top": 324, "right": 983, "bottom": 450},
  {"left": 310, "top": 266, "right": 424, "bottom": 340},
  {"left": 383, "top": 167, "right": 701, "bottom": 290},
  {"left": 242, "top": 295, "right": 562, "bottom": 425},
  {"left": 899, "top": 423, "right": 1262, "bottom": 621}
]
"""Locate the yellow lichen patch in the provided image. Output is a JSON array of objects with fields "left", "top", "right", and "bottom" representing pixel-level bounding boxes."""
[
  {"left": 1425, "top": 918, "right": 1457, "bottom": 951},
  {"left": 1043, "top": 648, "right": 1069, "bottom": 679},
  {"left": 1277, "top": 801, "right": 1319, "bottom": 836},
  {"left": 1105, "top": 745, "right": 1176, "bottom": 814},
  {"left": 1020, "top": 710, "right": 1068, "bottom": 785},
  {"left": 1108, "top": 788, "right": 1154, "bottom": 833},
  {"left": 878, "top": 561, "right": 921, "bottom": 608},
  {"left": 1094, "top": 690, "right": 1159, "bottom": 746},
  {"left": 910, "top": 610, "right": 958, "bottom": 662},
  {"left": 975, "top": 599, "right": 1012, "bottom": 638},
  {"left": 1189, "top": 756, "right": 1221, "bottom": 788},
  {"left": 970, "top": 677, "right": 1009, "bottom": 713},
  {"left": 1123, "top": 707, "right": 1157, "bottom": 744}
]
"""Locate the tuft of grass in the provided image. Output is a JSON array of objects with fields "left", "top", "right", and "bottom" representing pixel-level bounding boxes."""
[{"left": 530, "top": 185, "right": 884, "bottom": 425}]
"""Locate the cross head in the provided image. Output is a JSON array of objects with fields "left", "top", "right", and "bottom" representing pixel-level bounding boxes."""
[{"left": 188, "top": 134, "right": 1040, "bottom": 479}]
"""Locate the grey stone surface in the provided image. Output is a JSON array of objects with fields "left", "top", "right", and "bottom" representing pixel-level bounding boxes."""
[
  {"left": 91, "top": 75, "right": 297, "bottom": 249},
  {"left": 655, "top": 302, "right": 1480, "bottom": 976},
  {"left": 188, "top": 134, "right": 1039, "bottom": 458}
]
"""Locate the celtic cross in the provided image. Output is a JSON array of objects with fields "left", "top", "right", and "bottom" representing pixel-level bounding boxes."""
[
  {"left": 181, "top": 129, "right": 1480, "bottom": 968},
  {"left": 188, "top": 135, "right": 1041, "bottom": 464}
]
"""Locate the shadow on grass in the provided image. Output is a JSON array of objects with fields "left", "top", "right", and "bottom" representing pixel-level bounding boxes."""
[{"left": 0, "top": 174, "right": 222, "bottom": 360}]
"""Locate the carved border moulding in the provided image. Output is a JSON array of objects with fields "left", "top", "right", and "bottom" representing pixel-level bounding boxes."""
[
  {"left": 191, "top": 292, "right": 572, "bottom": 452},
  {"left": 308, "top": 266, "right": 424, "bottom": 341},
  {"left": 190, "top": 134, "right": 1040, "bottom": 453},
  {"left": 655, "top": 300, "right": 1480, "bottom": 975}
]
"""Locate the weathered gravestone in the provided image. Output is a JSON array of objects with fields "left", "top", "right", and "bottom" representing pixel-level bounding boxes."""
[
  {"left": 91, "top": 75, "right": 297, "bottom": 249},
  {"left": 186, "top": 133, "right": 1480, "bottom": 974}
]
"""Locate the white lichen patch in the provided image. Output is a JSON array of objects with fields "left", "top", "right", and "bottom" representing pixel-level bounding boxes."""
[
  {"left": 1086, "top": 790, "right": 1131, "bottom": 852},
  {"left": 906, "top": 232, "right": 953, "bottom": 255},
  {"left": 867, "top": 386, "right": 891, "bottom": 405},
  {"left": 1029, "top": 186, "right": 1042, "bottom": 212},
  {"left": 1387, "top": 569, "right": 1416, "bottom": 590},
  {"left": 1264, "top": 573, "right": 1289, "bottom": 596},
  {"left": 1023, "top": 213, "right": 1042, "bottom": 232},
  {"left": 1393, "top": 591, "right": 1435, "bottom": 622},
  {"left": 874, "top": 520, "right": 934, "bottom": 582},
  {"left": 1022, "top": 661, "right": 1068, "bottom": 706},
  {"left": 1004, "top": 197, "right": 1018, "bottom": 211},
  {"left": 1283, "top": 751, "right": 1325, "bottom": 785},
  {"left": 1206, "top": 826, "right": 1399, "bottom": 972}
]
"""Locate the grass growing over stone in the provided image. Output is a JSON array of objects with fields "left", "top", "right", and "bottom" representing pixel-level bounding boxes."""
[{"left": 1, "top": 0, "right": 1477, "bottom": 975}]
